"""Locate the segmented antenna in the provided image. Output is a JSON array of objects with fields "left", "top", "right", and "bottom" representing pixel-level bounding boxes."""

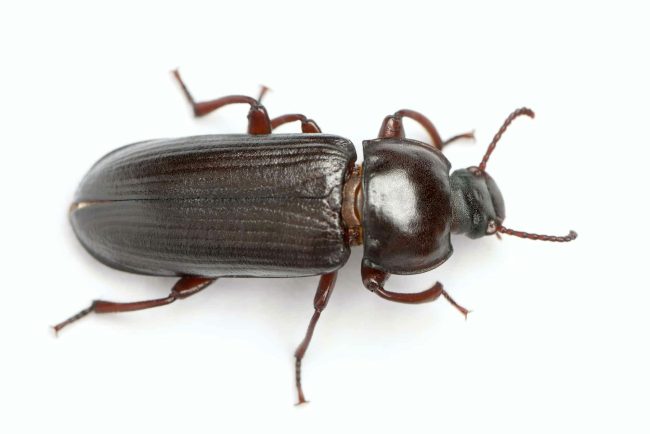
[
  {"left": 497, "top": 225, "right": 577, "bottom": 242},
  {"left": 479, "top": 108, "right": 535, "bottom": 171}
]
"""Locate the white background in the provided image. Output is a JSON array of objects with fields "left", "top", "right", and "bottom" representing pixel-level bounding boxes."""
[{"left": 1, "top": 1, "right": 648, "bottom": 433}]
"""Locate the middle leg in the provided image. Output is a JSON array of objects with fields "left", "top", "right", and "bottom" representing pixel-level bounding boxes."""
[
  {"left": 294, "top": 272, "right": 337, "bottom": 405},
  {"left": 271, "top": 114, "right": 321, "bottom": 133}
]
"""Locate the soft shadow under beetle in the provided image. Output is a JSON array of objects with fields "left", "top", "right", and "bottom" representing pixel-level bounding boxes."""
[{"left": 55, "top": 71, "right": 577, "bottom": 404}]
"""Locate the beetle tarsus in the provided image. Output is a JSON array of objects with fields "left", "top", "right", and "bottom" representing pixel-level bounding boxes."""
[
  {"left": 294, "top": 358, "right": 310, "bottom": 406},
  {"left": 442, "top": 130, "right": 476, "bottom": 147},
  {"left": 257, "top": 85, "right": 271, "bottom": 104},
  {"left": 441, "top": 290, "right": 471, "bottom": 319},
  {"left": 171, "top": 69, "right": 198, "bottom": 111},
  {"left": 52, "top": 302, "right": 96, "bottom": 334}
]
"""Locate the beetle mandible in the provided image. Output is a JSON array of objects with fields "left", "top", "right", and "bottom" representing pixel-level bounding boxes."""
[{"left": 55, "top": 71, "right": 577, "bottom": 404}]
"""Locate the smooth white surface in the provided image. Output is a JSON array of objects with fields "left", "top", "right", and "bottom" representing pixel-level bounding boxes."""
[{"left": 1, "top": 1, "right": 648, "bottom": 433}]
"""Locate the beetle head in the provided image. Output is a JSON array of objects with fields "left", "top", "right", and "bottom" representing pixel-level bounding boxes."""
[
  {"left": 451, "top": 108, "right": 577, "bottom": 242},
  {"left": 450, "top": 166, "right": 504, "bottom": 238}
]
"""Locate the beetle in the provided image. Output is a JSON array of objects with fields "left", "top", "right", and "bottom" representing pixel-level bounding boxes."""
[{"left": 55, "top": 70, "right": 577, "bottom": 404}]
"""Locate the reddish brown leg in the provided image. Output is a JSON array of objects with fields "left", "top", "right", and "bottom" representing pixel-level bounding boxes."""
[
  {"left": 294, "top": 272, "right": 337, "bottom": 405},
  {"left": 378, "top": 108, "right": 474, "bottom": 150},
  {"left": 172, "top": 69, "right": 271, "bottom": 134},
  {"left": 442, "top": 131, "right": 476, "bottom": 147},
  {"left": 257, "top": 85, "right": 270, "bottom": 104},
  {"left": 271, "top": 114, "right": 321, "bottom": 133},
  {"left": 377, "top": 114, "right": 406, "bottom": 139},
  {"left": 53, "top": 277, "right": 215, "bottom": 334},
  {"left": 362, "top": 265, "right": 469, "bottom": 317},
  {"left": 255, "top": 87, "right": 321, "bottom": 133}
]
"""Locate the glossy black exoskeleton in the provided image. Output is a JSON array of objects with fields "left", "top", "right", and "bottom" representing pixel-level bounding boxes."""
[{"left": 55, "top": 71, "right": 577, "bottom": 404}]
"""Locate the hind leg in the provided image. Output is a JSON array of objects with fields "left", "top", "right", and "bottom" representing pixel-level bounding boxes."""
[
  {"left": 294, "top": 272, "right": 337, "bottom": 405},
  {"left": 172, "top": 69, "right": 271, "bottom": 134},
  {"left": 53, "top": 277, "right": 215, "bottom": 334}
]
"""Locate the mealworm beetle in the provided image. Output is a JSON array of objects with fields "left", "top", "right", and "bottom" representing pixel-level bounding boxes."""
[{"left": 55, "top": 70, "right": 577, "bottom": 404}]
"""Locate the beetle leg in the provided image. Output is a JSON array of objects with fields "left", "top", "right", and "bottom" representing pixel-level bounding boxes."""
[
  {"left": 270, "top": 114, "right": 321, "bottom": 133},
  {"left": 379, "top": 109, "right": 474, "bottom": 151},
  {"left": 53, "top": 277, "right": 215, "bottom": 334},
  {"left": 256, "top": 85, "right": 270, "bottom": 104},
  {"left": 441, "top": 130, "right": 476, "bottom": 147},
  {"left": 172, "top": 69, "right": 272, "bottom": 134},
  {"left": 294, "top": 272, "right": 337, "bottom": 405},
  {"left": 362, "top": 265, "right": 470, "bottom": 317}
]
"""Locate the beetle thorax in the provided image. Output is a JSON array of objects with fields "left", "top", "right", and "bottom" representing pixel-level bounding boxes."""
[{"left": 342, "top": 164, "right": 364, "bottom": 246}]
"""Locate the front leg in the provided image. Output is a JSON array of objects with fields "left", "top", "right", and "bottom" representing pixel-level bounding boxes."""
[
  {"left": 362, "top": 265, "right": 469, "bottom": 317},
  {"left": 377, "top": 109, "right": 474, "bottom": 150}
]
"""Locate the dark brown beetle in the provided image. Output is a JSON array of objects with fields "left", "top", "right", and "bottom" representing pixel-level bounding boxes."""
[{"left": 55, "top": 71, "right": 577, "bottom": 404}]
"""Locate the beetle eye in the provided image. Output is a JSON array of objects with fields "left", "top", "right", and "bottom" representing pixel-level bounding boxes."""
[{"left": 486, "top": 220, "right": 498, "bottom": 234}]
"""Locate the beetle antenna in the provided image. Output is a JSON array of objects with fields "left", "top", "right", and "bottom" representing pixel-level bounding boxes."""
[
  {"left": 497, "top": 225, "right": 577, "bottom": 242},
  {"left": 479, "top": 108, "right": 535, "bottom": 171}
]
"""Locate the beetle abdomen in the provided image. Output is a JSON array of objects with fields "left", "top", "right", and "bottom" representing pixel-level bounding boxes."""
[{"left": 71, "top": 134, "right": 357, "bottom": 277}]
